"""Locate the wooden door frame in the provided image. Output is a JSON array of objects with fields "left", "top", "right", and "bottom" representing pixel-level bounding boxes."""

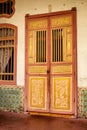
[{"left": 24, "top": 7, "right": 77, "bottom": 117}]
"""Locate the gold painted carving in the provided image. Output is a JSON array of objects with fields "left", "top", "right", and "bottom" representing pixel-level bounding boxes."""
[
  {"left": 29, "top": 19, "right": 47, "bottom": 29},
  {"left": 28, "top": 66, "right": 47, "bottom": 74},
  {"left": 52, "top": 65, "right": 72, "bottom": 74},
  {"left": 66, "top": 29, "right": 72, "bottom": 62},
  {"left": 28, "top": 31, "right": 35, "bottom": 63},
  {"left": 52, "top": 77, "right": 71, "bottom": 110},
  {"left": 29, "top": 77, "right": 46, "bottom": 108},
  {"left": 51, "top": 16, "right": 72, "bottom": 27}
]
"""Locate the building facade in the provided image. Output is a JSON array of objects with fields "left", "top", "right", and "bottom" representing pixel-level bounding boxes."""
[{"left": 0, "top": 0, "right": 87, "bottom": 118}]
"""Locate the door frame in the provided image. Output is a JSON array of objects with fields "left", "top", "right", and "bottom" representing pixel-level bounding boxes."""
[{"left": 25, "top": 7, "right": 77, "bottom": 117}]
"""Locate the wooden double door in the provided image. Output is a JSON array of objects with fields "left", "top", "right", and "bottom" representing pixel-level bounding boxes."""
[{"left": 25, "top": 8, "right": 77, "bottom": 117}]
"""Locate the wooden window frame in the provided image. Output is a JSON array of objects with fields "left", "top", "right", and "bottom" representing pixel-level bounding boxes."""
[
  {"left": 0, "top": 0, "right": 15, "bottom": 18},
  {"left": 0, "top": 23, "right": 17, "bottom": 85}
]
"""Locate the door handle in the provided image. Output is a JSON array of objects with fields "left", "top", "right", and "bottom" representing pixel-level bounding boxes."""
[{"left": 47, "top": 70, "right": 50, "bottom": 74}]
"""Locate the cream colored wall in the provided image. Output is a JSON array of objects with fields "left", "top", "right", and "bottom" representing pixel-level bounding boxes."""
[{"left": 0, "top": 0, "right": 87, "bottom": 87}]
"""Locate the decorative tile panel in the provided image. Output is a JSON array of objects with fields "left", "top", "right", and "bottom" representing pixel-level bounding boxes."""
[
  {"left": 0, "top": 85, "right": 24, "bottom": 112},
  {"left": 78, "top": 88, "right": 87, "bottom": 118}
]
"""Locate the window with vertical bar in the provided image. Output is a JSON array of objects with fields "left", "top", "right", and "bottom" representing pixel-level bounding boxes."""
[
  {"left": 0, "top": 24, "right": 17, "bottom": 82},
  {"left": 0, "top": 0, "right": 15, "bottom": 18},
  {"left": 36, "top": 30, "right": 46, "bottom": 63},
  {"left": 52, "top": 28, "right": 63, "bottom": 62}
]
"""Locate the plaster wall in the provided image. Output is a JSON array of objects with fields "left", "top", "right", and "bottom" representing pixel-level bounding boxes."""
[{"left": 0, "top": 0, "right": 87, "bottom": 87}]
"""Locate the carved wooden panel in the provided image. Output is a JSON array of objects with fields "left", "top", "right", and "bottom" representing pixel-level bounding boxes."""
[
  {"left": 51, "top": 16, "right": 72, "bottom": 27},
  {"left": 51, "top": 77, "right": 72, "bottom": 112},
  {"left": 52, "top": 65, "right": 72, "bottom": 74},
  {"left": 28, "top": 66, "right": 47, "bottom": 74},
  {"left": 28, "top": 19, "right": 47, "bottom": 30},
  {"left": 29, "top": 77, "right": 48, "bottom": 110}
]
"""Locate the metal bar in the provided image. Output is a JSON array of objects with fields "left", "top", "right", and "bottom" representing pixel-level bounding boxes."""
[
  {"left": 40, "top": 31, "right": 42, "bottom": 62},
  {"left": 39, "top": 31, "right": 41, "bottom": 62},
  {"left": 57, "top": 29, "right": 58, "bottom": 62},
  {"left": 52, "top": 30, "right": 53, "bottom": 62},
  {"left": 42, "top": 31, "right": 43, "bottom": 62},
  {"left": 2, "top": 2, "right": 4, "bottom": 14},
  {"left": 10, "top": 41, "right": 12, "bottom": 80},
  {"left": 58, "top": 29, "right": 59, "bottom": 61},
  {"left": 59, "top": 29, "right": 61, "bottom": 61},
  {"left": 6, "top": 0, "right": 7, "bottom": 14},
  {"left": 45, "top": 31, "right": 47, "bottom": 62},
  {"left": 36, "top": 31, "right": 38, "bottom": 62},
  {"left": 61, "top": 29, "right": 63, "bottom": 61},
  {"left": 43, "top": 31, "right": 45, "bottom": 62},
  {"left": 9, "top": 0, "right": 11, "bottom": 14},
  {"left": 56, "top": 29, "right": 57, "bottom": 62},
  {"left": 7, "top": 41, "right": 9, "bottom": 80}
]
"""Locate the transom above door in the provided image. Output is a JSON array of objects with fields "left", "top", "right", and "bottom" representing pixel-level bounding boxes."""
[{"left": 25, "top": 8, "right": 77, "bottom": 117}]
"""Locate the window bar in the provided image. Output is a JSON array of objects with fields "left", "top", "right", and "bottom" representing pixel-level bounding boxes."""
[
  {"left": 56, "top": 29, "right": 57, "bottom": 62},
  {"left": 61, "top": 29, "right": 63, "bottom": 61},
  {"left": 3, "top": 41, "right": 6, "bottom": 80},
  {"left": 42, "top": 30, "right": 44, "bottom": 62},
  {"left": 59, "top": 29, "right": 61, "bottom": 61},
  {"left": 10, "top": 42, "right": 12, "bottom": 80},
  {"left": 40, "top": 31, "right": 42, "bottom": 62},
  {"left": 38, "top": 31, "right": 39, "bottom": 62},
  {"left": 42, "top": 31, "right": 43, "bottom": 62},
  {"left": 54, "top": 30, "right": 55, "bottom": 62},
  {"left": 36, "top": 31, "right": 38, "bottom": 62},
  {"left": 52, "top": 30, "right": 54, "bottom": 62},
  {"left": 38, "top": 31, "right": 40, "bottom": 62},
  {"left": 59, "top": 29, "right": 62, "bottom": 61},
  {"left": 43, "top": 30, "right": 46, "bottom": 62},
  {"left": 4, "top": 2, "right": 6, "bottom": 14},
  {"left": 7, "top": 40, "right": 11, "bottom": 80},
  {"left": 53, "top": 30, "right": 55, "bottom": 62},
  {"left": 55, "top": 30, "right": 56, "bottom": 62},
  {"left": 9, "top": 0, "right": 11, "bottom": 14},
  {"left": 54, "top": 30, "right": 56, "bottom": 62},
  {"left": 40, "top": 31, "right": 41, "bottom": 62},
  {"left": 43, "top": 31, "right": 45, "bottom": 62},
  {"left": 59, "top": 29, "right": 60, "bottom": 61},
  {"left": 56, "top": 29, "right": 58, "bottom": 61},
  {"left": 2, "top": 40, "right": 3, "bottom": 79},
  {"left": 2, "top": 2, "right": 4, "bottom": 14},
  {"left": 5, "top": 41, "right": 7, "bottom": 80},
  {"left": 60, "top": 29, "right": 61, "bottom": 61},
  {"left": 6, "top": 1, "right": 7, "bottom": 14},
  {"left": 45, "top": 31, "right": 46, "bottom": 62},
  {"left": 41, "top": 31, "right": 43, "bottom": 62},
  {"left": 36, "top": 31, "right": 39, "bottom": 62}
]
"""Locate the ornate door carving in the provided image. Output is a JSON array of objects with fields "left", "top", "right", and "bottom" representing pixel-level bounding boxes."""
[{"left": 25, "top": 8, "right": 77, "bottom": 116}]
